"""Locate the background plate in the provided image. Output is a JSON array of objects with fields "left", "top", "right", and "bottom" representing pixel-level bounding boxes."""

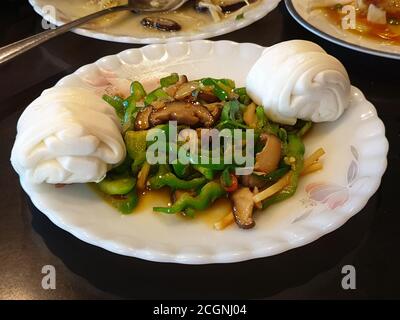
[
  {"left": 29, "top": 0, "right": 281, "bottom": 44},
  {"left": 286, "top": 0, "right": 400, "bottom": 60},
  {"left": 20, "top": 40, "right": 388, "bottom": 264}
]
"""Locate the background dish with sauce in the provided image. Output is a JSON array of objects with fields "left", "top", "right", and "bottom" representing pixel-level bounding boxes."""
[
  {"left": 288, "top": 0, "right": 400, "bottom": 59},
  {"left": 29, "top": 0, "right": 281, "bottom": 43}
]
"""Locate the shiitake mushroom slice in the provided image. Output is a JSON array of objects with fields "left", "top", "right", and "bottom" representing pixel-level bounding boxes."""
[
  {"left": 230, "top": 187, "right": 255, "bottom": 229},
  {"left": 220, "top": 2, "right": 246, "bottom": 13},
  {"left": 141, "top": 16, "right": 181, "bottom": 32},
  {"left": 149, "top": 101, "right": 215, "bottom": 128}
]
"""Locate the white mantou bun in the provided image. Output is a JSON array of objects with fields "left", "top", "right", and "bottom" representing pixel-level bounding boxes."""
[
  {"left": 11, "top": 87, "right": 126, "bottom": 184},
  {"left": 246, "top": 40, "right": 351, "bottom": 125}
]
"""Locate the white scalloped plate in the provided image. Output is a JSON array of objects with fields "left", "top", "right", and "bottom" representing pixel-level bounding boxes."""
[
  {"left": 19, "top": 40, "right": 388, "bottom": 264},
  {"left": 28, "top": 0, "right": 281, "bottom": 44},
  {"left": 286, "top": 0, "right": 400, "bottom": 60}
]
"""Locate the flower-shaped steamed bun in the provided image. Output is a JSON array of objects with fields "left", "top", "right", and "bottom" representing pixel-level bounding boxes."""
[
  {"left": 11, "top": 87, "right": 125, "bottom": 184},
  {"left": 246, "top": 40, "right": 351, "bottom": 125}
]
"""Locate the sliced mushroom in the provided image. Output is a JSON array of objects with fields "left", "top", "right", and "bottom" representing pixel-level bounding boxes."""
[
  {"left": 240, "top": 174, "right": 267, "bottom": 189},
  {"left": 164, "top": 85, "right": 178, "bottom": 97},
  {"left": 254, "top": 134, "right": 282, "bottom": 174},
  {"left": 141, "top": 17, "right": 181, "bottom": 32},
  {"left": 174, "top": 81, "right": 200, "bottom": 100},
  {"left": 164, "top": 75, "right": 189, "bottom": 97},
  {"left": 219, "top": 1, "right": 247, "bottom": 13},
  {"left": 198, "top": 90, "right": 219, "bottom": 103},
  {"left": 151, "top": 100, "right": 167, "bottom": 110},
  {"left": 149, "top": 101, "right": 215, "bottom": 127},
  {"left": 178, "top": 75, "right": 188, "bottom": 84},
  {"left": 230, "top": 187, "right": 255, "bottom": 229},
  {"left": 204, "top": 102, "right": 223, "bottom": 120},
  {"left": 134, "top": 106, "right": 153, "bottom": 130},
  {"left": 216, "top": 0, "right": 256, "bottom": 13}
]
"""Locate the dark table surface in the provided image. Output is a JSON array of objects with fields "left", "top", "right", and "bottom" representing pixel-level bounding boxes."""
[{"left": 0, "top": 0, "right": 399, "bottom": 300}]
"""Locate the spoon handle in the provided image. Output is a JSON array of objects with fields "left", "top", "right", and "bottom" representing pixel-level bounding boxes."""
[{"left": 0, "top": 5, "right": 130, "bottom": 65}]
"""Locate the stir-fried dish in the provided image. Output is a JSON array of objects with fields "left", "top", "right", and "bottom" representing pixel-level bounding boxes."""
[{"left": 97, "top": 73, "right": 325, "bottom": 230}]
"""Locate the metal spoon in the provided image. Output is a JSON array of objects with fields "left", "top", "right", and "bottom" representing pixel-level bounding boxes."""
[{"left": 0, "top": 0, "right": 188, "bottom": 65}]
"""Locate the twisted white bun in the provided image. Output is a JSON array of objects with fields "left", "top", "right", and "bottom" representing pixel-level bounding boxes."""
[
  {"left": 246, "top": 40, "right": 351, "bottom": 125},
  {"left": 11, "top": 87, "right": 125, "bottom": 184}
]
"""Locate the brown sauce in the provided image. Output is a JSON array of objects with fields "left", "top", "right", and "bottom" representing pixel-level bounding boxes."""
[{"left": 89, "top": 184, "right": 232, "bottom": 227}]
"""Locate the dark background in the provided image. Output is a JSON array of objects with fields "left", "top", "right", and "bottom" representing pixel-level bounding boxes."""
[{"left": 0, "top": 0, "right": 399, "bottom": 299}]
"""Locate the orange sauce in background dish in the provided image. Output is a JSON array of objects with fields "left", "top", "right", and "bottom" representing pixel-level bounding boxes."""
[{"left": 322, "top": 6, "right": 400, "bottom": 45}]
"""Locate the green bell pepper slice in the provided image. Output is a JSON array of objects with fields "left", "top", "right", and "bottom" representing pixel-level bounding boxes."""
[
  {"left": 148, "top": 172, "right": 207, "bottom": 190},
  {"left": 109, "top": 189, "right": 139, "bottom": 214},
  {"left": 262, "top": 133, "right": 305, "bottom": 208},
  {"left": 102, "top": 94, "right": 124, "bottom": 119},
  {"left": 221, "top": 167, "right": 232, "bottom": 186},
  {"left": 193, "top": 164, "right": 214, "bottom": 180},
  {"left": 200, "top": 78, "right": 229, "bottom": 101},
  {"left": 297, "top": 121, "right": 312, "bottom": 137},
  {"left": 123, "top": 98, "right": 137, "bottom": 125},
  {"left": 257, "top": 166, "right": 291, "bottom": 184},
  {"left": 144, "top": 88, "right": 170, "bottom": 106},
  {"left": 125, "top": 130, "right": 148, "bottom": 173},
  {"left": 153, "top": 181, "right": 226, "bottom": 214},
  {"left": 160, "top": 73, "right": 179, "bottom": 87},
  {"left": 130, "top": 81, "right": 147, "bottom": 100},
  {"left": 97, "top": 176, "right": 136, "bottom": 195},
  {"left": 172, "top": 161, "right": 190, "bottom": 178},
  {"left": 234, "top": 87, "right": 251, "bottom": 105}
]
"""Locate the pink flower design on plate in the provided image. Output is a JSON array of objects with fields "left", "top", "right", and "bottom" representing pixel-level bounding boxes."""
[
  {"left": 302, "top": 146, "right": 362, "bottom": 211},
  {"left": 305, "top": 182, "right": 349, "bottom": 210},
  {"left": 80, "top": 69, "right": 112, "bottom": 87}
]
